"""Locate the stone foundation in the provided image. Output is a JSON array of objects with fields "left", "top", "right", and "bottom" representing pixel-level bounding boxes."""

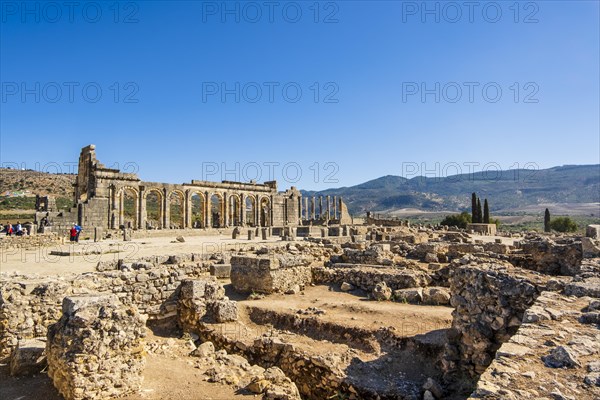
[
  {"left": 46, "top": 295, "right": 146, "bottom": 400},
  {"left": 230, "top": 255, "right": 312, "bottom": 294}
]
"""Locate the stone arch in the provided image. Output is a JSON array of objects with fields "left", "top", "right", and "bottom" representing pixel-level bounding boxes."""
[
  {"left": 144, "top": 188, "right": 163, "bottom": 229},
  {"left": 245, "top": 194, "right": 257, "bottom": 227},
  {"left": 260, "top": 196, "right": 271, "bottom": 227},
  {"left": 168, "top": 190, "right": 185, "bottom": 229},
  {"left": 209, "top": 193, "right": 224, "bottom": 228},
  {"left": 118, "top": 186, "right": 139, "bottom": 229},
  {"left": 189, "top": 191, "right": 206, "bottom": 229}
]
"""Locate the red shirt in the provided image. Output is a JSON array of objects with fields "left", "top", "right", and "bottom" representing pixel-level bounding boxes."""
[{"left": 70, "top": 228, "right": 78, "bottom": 237}]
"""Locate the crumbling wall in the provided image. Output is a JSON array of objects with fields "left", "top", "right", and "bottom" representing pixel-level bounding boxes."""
[
  {"left": 443, "top": 263, "right": 546, "bottom": 380},
  {"left": 312, "top": 265, "right": 431, "bottom": 292},
  {"left": 230, "top": 255, "right": 313, "bottom": 294},
  {"left": 0, "top": 263, "right": 208, "bottom": 359},
  {"left": 46, "top": 295, "right": 146, "bottom": 400}
]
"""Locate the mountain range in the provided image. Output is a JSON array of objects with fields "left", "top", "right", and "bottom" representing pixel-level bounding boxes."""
[{"left": 303, "top": 165, "right": 600, "bottom": 215}]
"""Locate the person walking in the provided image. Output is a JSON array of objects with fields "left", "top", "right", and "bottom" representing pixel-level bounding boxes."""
[
  {"left": 15, "top": 222, "right": 23, "bottom": 236},
  {"left": 5, "top": 223, "right": 13, "bottom": 236},
  {"left": 74, "top": 224, "right": 82, "bottom": 242},
  {"left": 70, "top": 225, "right": 78, "bottom": 242}
]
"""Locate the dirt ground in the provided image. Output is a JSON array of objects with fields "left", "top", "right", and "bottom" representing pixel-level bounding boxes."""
[
  {"left": 0, "top": 234, "right": 282, "bottom": 276},
  {"left": 235, "top": 284, "right": 453, "bottom": 338},
  {"left": 0, "top": 330, "right": 256, "bottom": 400}
]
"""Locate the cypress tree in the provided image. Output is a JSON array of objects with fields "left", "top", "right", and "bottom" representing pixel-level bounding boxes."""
[
  {"left": 483, "top": 199, "right": 490, "bottom": 224},
  {"left": 476, "top": 198, "right": 482, "bottom": 223},
  {"left": 544, "top": 208, "right": 551, "bottom": 232},
  {"left": 471, "top": 193, "right": 477, "bottom": 222}
]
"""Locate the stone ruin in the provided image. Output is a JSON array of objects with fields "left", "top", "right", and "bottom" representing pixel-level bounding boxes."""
[
  {"left": 46, "top": 295, "right": 146, "bottom": 400},
  {"left": 36, "top": 145, "right": 351, "bottom": 233},
  {"left": 1, "top": 223, "right": 600, "bottom": 399}
]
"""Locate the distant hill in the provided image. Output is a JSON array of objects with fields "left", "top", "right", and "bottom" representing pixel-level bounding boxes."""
[
  {"left": 304, "top": 165, "right": 600, "bottom": 215},
  {"left": 0, "top": 168, "right": 75, "bottom": 198}
]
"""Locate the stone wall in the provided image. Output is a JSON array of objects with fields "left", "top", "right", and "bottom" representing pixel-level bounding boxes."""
[
  {"left": 0, "top": 262, "right": 210, "bottom": 359},
  {"left": 46, "top": 295, "right": 146, "bottom": 400},
  {"left": 443, "top": 263, "right": 547, "bottom": 380},
  {"left": 230, "top": 255, "right": 313, "bottom": 294},
  {"left": 312, "top": 265, "right": 431, "bottom": 292}
]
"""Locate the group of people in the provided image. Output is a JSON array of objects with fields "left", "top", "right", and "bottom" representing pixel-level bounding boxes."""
[
  {"left": 69, "top": 224, "right": 82, "bottom": 242},
  {"left": 3, "top": 222, "right": 26, "bottom": 236}
]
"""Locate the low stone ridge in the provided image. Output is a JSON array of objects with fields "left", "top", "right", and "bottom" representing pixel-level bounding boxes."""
[
  {"left": 230, "top": 255, "right": 313, "bottom": 294},
  {"left": 46, "top": 295, "right": 146, "bottom": 400}
]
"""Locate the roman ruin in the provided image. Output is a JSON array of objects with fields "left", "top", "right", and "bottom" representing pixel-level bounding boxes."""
[
  {"left": 1, "top": 147, "right": 599, "bottom": 400},
  {"left": 34, "top": 145, "right": 351, "bottom": 233}
]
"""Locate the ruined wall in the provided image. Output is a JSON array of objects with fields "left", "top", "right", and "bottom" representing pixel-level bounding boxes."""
[
  {"left": 443, "top": 263, "right": 547, "bottom": 380},
  {"left": 0, "top": 262, "right": 210, "bottom": 359},
  {"left": 46, "top": 295, "right": 146, "bottom": 400},
  {"left": 230, "top": 255, "right": 313, "bottom": 294}
]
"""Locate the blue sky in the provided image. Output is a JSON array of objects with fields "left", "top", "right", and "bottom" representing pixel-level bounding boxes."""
[{"left": 1, "top": 0, "right": 599, "bottom": 190}]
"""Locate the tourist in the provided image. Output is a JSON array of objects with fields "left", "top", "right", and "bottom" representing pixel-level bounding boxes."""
[
  {"left": 70, "top": 225, "right": 78, "bottom": 242},
  {"left": 15, "top": 222, "right": 24, "bottom": 236},
  {"left": 74, "top": 224, "right": 82, "bottom": 242},
  {"left": 4, "top": 223, "right": 13, "bottom": 236}
]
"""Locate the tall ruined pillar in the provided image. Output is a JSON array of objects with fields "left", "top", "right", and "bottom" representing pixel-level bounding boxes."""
[
  {"left": 240, "top": 194, "right": 246, "bottom": 226},
  {"left": 319, "top": 196, "right": 323, "bottom": 219},
  {"left": 119, "top": 192, "right": 124, "bottom": 227},
  {"left": 304, "top": 197, "right": 309, "bottom": 221},
  {"left": 205, "top": 192, "right": 211, "bottom": 228},
  {"left": 163, "top": 189, "right": 169, "bottom": 229},
  {"left": 184, "top": 190, "right": 191, "bottom": 229},
  {"left": 310, "top": 197, "right": 316, "bottom": 220},
  {"left": 223, "top": 192, "right": 228, "bottom": 227},
  {"left": 138, "top": 188, "right": 145, "bottom": 229},
  {"left": 333, "top": 196, "right": 338, "bottom": 220},
  {"left": 326, "top": 195, "right": 331, "bottom": 220}
]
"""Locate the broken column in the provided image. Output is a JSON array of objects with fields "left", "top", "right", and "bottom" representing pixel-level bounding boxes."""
[{"left": 46, "top": 295, "right": 146, "bottom": 400}]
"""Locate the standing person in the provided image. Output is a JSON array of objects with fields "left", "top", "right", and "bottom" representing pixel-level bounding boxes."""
[
  {"left": 4, "top": 223, "right": 13, "bottom": 236},
  {"left": 15, "top": 222, "right": 23, "bottom": 236},
  {"left": 70, "top": 225, "right": 78, "bottom": 242},
  {"left": 74, "top": 224, "right": 82, "bottom": 242}
]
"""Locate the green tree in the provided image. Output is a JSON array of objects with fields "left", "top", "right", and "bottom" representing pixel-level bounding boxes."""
[
  {"left": 476, "top": 198, "right": 482, "bottom": 223},
  {"left": 544, "top": 208, "right": 551, "bottom": 232},
  {"left": 440, "top": 212, "right": 472, "bottom": 229},
  {"left": 483, "top": 199, "right": 490, "bottom": 224},
  {"left": 550, "top": 217, "right": 578, "bottom": 233},
  {"left": 471, "top": 193, "right": 477, "bottom": 222}
]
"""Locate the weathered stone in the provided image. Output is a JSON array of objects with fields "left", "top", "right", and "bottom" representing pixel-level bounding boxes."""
[
  {"left": 210, "top": 264, "right": 232, "bottom": 278},
  {"left": 10, "top": 338, "right": 47, "bottom": 376},
  {"left": 209, "top": 300, "right": 238, "bottom": 323},
  {"left": 422, "top": 287, "right": 451, "bottom": 305},
  {"left": 340, "top": 282, "right": 354, "bottom": 292},
  {"left": 46, "top": 295, "right": 146, "bottom": 400},
  {"left": 542, "top": 346, "right": 581, "bottom": 368},
  {"left": 393, "top": 287, "right": 423, "bottom": 303},
  {"left": 372, "top": 281, "right": 392, "bottom": 301}
]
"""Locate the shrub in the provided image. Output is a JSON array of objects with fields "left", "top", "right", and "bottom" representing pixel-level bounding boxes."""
[
  {"left": 549, "top": 217, "right": 578, "bottom": 233},
  {"left": 440, "top": 212, "right": 472, "bottom": 229}
]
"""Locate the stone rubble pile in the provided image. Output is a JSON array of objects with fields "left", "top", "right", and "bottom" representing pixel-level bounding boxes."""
[{"left": 46, "top": 295, "right": 146, "bottom": 400}]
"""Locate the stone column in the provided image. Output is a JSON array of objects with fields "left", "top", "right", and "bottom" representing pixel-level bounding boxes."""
[
  {"left": 326, "top": 195, "right": 331, "bottom": 220},
  {"left": 163, "top": 189, "right": 169, "bottom": 229},
  {"left": 310, "top": 197, "right": 316, "bottom": 220},
  {"left": 223, "top": 192, "right": 228, "bottom": 227},
  {"left": 333, "top": 196, "right": 338, "bottom": 220},
  {"left": 184, "top": 190, "right": 191, "bottom": 229},
  {"left": 319, "top": 196, "right": 323, "bottom": 219},
  {"left": 138, "top": 187, "right": 145, "bottom": 229},
  {"left": 110, "top": 186, "right": 118, "bottom": 229},
  {"left": 205, "top": 192, "right": 211, "bottom": 228},
  {"left": 240, "top": 193, "right": 246, "bottom": 226},
  {"left": 298, "top": 197, "right": 302, "bottom": 223},
  {"left": 119, "top": 191, "right": 124, "bottom": 227}
]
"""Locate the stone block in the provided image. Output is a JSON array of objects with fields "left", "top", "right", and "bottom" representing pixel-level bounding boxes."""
[
  {"left": 210, "top": 264, "right": 232, "bottom": 278},
  {"left": 10, "top": 338, "right": 47, "bottom": 376}
]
